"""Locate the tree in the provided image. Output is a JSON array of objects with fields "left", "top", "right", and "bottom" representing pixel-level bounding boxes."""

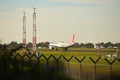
[
  {"left": 85, "top": 43, "right": 94, "bottom": 48},
  {"left": 73, "top": 42, "right": 80, "bottom": 48},
  {"left": 79, "top": 43, "right": 94, "bottom": 48},
  {"left": 105, "top": 42, "right": 114, "bottom": 48},
  {"left": 0, "top": 44, "right": 3, "bottom": 49},
  {"left": 27, "top": 42, "right": 33, "bottom": 48},
  {"left": 115, "top": 43, "right": 120, "bottom": 48},
  {"left": 37, "top": 42, "right": 49, "bottom": 48},
  {"left": 7, "top": 41, "right": 19, "bottom": 49},
  {"left": 79, "top": 43, "right": 85, "bottom": 48}
]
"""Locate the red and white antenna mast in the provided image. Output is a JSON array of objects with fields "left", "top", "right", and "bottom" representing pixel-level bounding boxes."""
[
  {"left": 32, "top": 8, "right": 37, "bottom": 53},
  {"left": 23, "top": 11, "right": 26, "bottom": 52}
]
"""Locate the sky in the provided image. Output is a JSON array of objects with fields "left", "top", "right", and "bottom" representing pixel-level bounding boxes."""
[{"left": 0, "top": 0, "right": 120, "bottom": 44}]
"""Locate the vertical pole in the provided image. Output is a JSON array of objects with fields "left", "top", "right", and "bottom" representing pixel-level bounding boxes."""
[
  {"left": 56, "top": 60, "right": 59, "bottom": 77},
  {"left": 23, "top": 12, "right": 26, "bottom": 53},
  {"left": 21, "top": 57, "right": 24, "bottom": 72},
  {"left": 67, "top": 62, "right": 70, "bottom": 77},
  {"left": 93, "top": 64, "right": 96, "bottom": 80},
  {"left": 79, "top": 64, "right": 82, "bottom": 80},
  {"left": 33, "top": 8, "right": 36, "bottom": 54},
  {"left": 46, "top": 59, "right": 49, "bottom": 80},
  {"left": 110, "top": 65, "right": 112, "bottom": 80}
]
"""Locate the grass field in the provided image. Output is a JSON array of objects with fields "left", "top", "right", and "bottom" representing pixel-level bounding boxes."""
[
  {"left": 14, "top": 48, "right": 119, "bottom": 65},
  {"left": 16, "top": 48, "right": 120, "bottom": 65},
  {"left": 34, "top": 49, "right": 120, "bottom": 80},
  {"left": 37, "top": 50, "right": 119, "bottom": 65},
  {"left": 1, "top": 48, "right": 120, "bottom": 80},
  {"left": 36, "top": 49, "right": 120, "bottom": 80}
]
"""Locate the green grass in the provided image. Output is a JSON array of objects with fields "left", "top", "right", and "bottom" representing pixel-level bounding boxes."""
[
  {"left": 1, "top": 48, "right": 120, "bottom": 80},
  {"left": 2, "top": 48, "right": 120, "bottom": 80},
  {"left": 36, "top": 50, "right": 119, "bottom": 65},
  {"left": 16, "top": 48, "right": 120, "bottom": 65}
]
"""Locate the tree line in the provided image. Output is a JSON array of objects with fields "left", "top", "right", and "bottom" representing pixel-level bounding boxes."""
[{"left": 0, "top": 41, "right": 120, "bottom": 49}]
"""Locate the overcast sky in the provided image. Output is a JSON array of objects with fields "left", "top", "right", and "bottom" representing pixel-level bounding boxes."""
[{"left": 0, "top": 0, "right": 120, "bottom": 44}]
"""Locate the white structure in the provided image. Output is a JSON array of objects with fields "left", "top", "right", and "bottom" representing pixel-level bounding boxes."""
[{"left": 105, "top": 53, "right": 120, "bottom": 60}]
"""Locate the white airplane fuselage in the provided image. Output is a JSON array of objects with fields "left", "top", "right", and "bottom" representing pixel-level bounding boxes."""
[{"left": 49, "top": 34, "right": 75, "bottom": 50}]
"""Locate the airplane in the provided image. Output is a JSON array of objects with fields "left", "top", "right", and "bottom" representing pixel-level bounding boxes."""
[{"left": 49, "top": 34, "right": 75, "bottom": 50}]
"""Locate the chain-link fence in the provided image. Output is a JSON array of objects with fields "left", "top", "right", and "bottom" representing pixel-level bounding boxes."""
[{"left": 0, "top": 52, "right": 120, "bottom": 80}]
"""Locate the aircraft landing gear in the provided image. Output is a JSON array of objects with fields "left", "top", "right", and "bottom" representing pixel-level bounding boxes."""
[
  {"left": 64, "top": 48, "right": 68, "bottom": 51},
  {"left": 55, "top": 47, "right": 58, "bottom": 50}
]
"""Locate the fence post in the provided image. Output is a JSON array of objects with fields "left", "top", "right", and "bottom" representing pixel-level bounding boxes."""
[
  {"left": 2, "top": 53, "right": 8, "bottom": 72},
  {"left": 43, "top": 54, "right": 52, "bottom": 69},
  {"left": 117, "top": 58, "right": 120, "bottom": 62},
  {"left": 51, "top": 55, "right": 63, "bottom": 77},
  {"left": 26, "top": 53, "right": 33, "bottom": 71},
  {"left": 22, "top": 53, "right": 27, "bottom": 72},
  {"left": 42, "top": 54, "right": 52, "bottom": 80},
  {"left": 74, "top": 56, "right": 86, "bottom": 80},
  {"left": 63, "top": 55, "right": 74, "bottom": 77},
  {"left": 105, "top": 58, "right": 116, "bottom": 80},
  {"left": 21, "top": 55, "right": 24, "bottom": 72},
  {"left": 35, "top": 53, "right": 41, "bottom": 64},
  {"left": 8, "top": 54, "right": 11, "bottom": 69},
  {"left": 89, "top": 57, "right": 101, "bottom": 80}
]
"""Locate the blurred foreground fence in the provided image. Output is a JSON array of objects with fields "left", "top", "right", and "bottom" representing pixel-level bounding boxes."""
[{"left": 0, "top": 52, "right": 120, "bottom": 80}]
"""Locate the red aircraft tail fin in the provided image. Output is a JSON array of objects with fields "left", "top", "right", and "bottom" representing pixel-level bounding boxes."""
[{"left": 71, "top": 34, "right": 75, "bottom": 43}]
